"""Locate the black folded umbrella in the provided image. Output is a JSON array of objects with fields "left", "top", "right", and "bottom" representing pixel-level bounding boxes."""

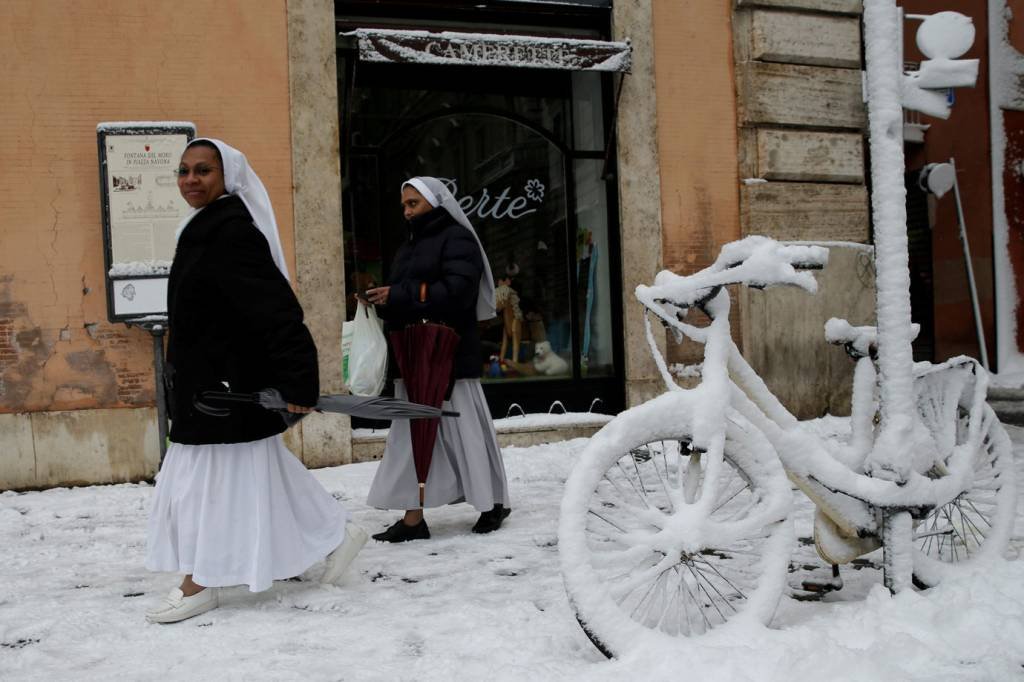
[{"left": 196, "top": 388, "right": 459, "bottom": 423}]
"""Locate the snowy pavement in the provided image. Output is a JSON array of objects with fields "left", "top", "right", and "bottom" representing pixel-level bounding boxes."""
[{"left": 2, "top": 425, "right": 1023, "bottom": 681}]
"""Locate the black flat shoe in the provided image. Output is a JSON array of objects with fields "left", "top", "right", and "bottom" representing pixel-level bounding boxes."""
[
  {"left": 372, "top": 518, "right": 430, "bottom": 543},
  {"left": 472, "top": 504, "right": 511, "bottom": 534}
]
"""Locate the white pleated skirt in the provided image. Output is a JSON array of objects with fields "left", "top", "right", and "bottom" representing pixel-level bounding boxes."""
[
  {"left": 146, "top": 434, "right": 347, "bottom": 593},
  {"left": 367, "top": 378, "right": 510, "bottom": 512}
]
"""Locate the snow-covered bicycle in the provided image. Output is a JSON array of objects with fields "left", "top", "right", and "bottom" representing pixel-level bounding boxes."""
[{"left": 558, "top": 236, "right": 1016, "bottom": 656}]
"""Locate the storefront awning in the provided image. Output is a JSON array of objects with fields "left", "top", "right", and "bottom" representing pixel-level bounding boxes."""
[{"left": 340, "top": 29, "right": 631, "bottom": 73}]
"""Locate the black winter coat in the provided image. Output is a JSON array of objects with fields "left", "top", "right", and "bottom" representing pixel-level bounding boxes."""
[
  {"left": 377, "top": 207, "right": 485, "bottom": 380},
  {"left": 165, "top": 195, "right": 319, "bottom": 445}
]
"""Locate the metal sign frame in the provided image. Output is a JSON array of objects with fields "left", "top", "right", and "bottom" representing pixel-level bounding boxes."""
[
  {"left": 97, "top": 122, "right": 195, "bottom": 323},
  {"left": 340, "top": 29, "right": 631, "bottom": 72}
]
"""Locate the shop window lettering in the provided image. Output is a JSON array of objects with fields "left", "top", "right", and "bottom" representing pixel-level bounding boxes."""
[
  {"left": 423, "top": 41, "right": 564, "bottom": 68},
  {"left": 438, "top": 178, "right": 544, "bottom": 221}
]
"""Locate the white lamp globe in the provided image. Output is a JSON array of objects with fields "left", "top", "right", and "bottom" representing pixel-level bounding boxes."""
[
  {"left": 919, "top": 162, "right": 956, "bottom": 199},
  {"left": 916, "top": 11, "right": 975, "bottom": 60}
]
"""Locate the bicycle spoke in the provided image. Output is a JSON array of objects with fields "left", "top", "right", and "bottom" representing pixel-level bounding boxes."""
[
  {"left": 614, "top": 461, "right": 650, "bottom": 509},
  {"left": 668, "top": 565, "right": 692, "bottom": 636},
  {"left": 712, "top": 481, "right": 750, "bottom": 515},
  {"left": 956, "top": 502, "right": 989, "bottom": 547},
  {"left": 688, "top": 560, "right": 741, "bottom": 615},
  {"left": 691, "top": 555, "right": 749, "bottom": 600},
  {"left": 677, "top": 566, "right": 712, "bottom": 633},
  {"left": 587, "top": 509, "right": 628, "bottom": 534},
  {"left": 602, "top": 471, "right": 643, "bottom": 511},
  {"left": 684, "top": 561, "right": 730, "bottom": 625}
]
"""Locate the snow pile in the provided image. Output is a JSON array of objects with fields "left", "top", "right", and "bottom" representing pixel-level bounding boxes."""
[
  {"left": 0, "top": 426, "right": 1022, "bottom": 680},
  {"left": 599, "top": 560, "right": 1024, "bottom": 681},
  {"left": 353, "top": 411, "right": 613, "bottom": 440}
]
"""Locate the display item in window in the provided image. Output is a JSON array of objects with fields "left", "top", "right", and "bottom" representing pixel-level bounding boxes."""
[
  {"left": 532, "top": 339, "right": 570, "bottom": 376},
  {"left": 495, "top": 275, "right": 524, "bottom": 362}
]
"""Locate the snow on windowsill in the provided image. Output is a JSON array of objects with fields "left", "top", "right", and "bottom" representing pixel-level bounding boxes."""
[{"left": 353, "top": 411, "right": 612, "bottom": 441}]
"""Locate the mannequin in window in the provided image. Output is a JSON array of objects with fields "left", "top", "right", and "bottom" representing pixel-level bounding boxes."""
[{"left": 495, "top": 273, "right": 523, "bottom": 362}]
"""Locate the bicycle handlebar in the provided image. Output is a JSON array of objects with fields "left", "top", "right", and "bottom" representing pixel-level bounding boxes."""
[{"left": 636, "top": 237, "right": 829, "bottom": 315}]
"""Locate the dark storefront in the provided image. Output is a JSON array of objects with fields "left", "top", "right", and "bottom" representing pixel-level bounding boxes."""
[{"left": 336, "top": 1, "right": 627, "bottom": 417}]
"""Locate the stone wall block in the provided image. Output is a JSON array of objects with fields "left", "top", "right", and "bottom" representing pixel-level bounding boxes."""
[
  {"left": 753, "top": 129, "right": 865, "bottom": 183},
  {"left": 740, "top": 247, "right": 876, "bottom": 418},
  {"left": 742, "top": 182, "right": 869, "bottom": 241},
  {"left": 299, "top": 413, "right": 351, "bottom": 469},
  {"left": 31, "top": 408, "right": 159, "bottom": 488},
  {"left": 0, "top": 412, "right": 35, "bottom": 490},
  {"left": 737, "top": 61, "right": 866, "bottom": 129},
  {"left": 614, "top": 0, "right": 665, "bottom": 407},
  {"left": 287, "top": 0, "right": 346, "bottom": 396},
  {"left": 750, "top": 10, "right": 861, "bottom": 69},
  {"left": 736, "top": 0, "right": 862, "bottom": 15}
]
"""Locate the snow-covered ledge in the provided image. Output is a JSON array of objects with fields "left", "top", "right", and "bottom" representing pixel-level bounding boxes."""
[{"left": 349, "top": 412, "right": 613, "bottom": 463}]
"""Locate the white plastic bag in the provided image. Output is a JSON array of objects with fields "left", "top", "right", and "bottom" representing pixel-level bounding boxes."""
[{"left": 342, "top": 301, "right": 387, "bottom": 397}]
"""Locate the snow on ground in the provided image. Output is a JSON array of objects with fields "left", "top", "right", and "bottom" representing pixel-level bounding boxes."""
[{"left": 2, "top": 425, "right": 1024, "bottom": 681}]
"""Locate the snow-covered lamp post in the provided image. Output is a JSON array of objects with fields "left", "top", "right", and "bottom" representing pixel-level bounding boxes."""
[{"left": 861, "top": 1, "right": 978, "bottom": 591}]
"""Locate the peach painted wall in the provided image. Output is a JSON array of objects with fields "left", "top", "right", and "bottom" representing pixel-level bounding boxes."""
[
  {"left": 651, "top": 0, "right": 740, "bottom": 274},
  {"left": 0, "top": 0, "right": 293, "bottom": 413}
]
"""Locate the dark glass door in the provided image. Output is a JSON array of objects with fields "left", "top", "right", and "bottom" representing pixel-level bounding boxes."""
[{"left": 341, "top": 62, "right": 623, "bottom": 416}]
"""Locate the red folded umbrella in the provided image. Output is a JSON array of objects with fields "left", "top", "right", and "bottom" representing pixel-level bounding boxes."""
[{"left": 388, "top": 322, "right": 461, "bottom": 506}]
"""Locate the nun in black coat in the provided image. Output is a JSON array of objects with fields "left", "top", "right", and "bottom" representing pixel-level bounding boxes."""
[
  {"left": 363, "top": 176, "right": 511, "bottom": 542},
  {"left": 144, "top": 138, "right": 366, "bottom": 625}
]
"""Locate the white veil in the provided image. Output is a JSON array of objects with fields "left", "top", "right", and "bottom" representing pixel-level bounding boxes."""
[
  {"left": 403, "top": 176, "right": 497, "bottom": 321},
  {"left": 175, "top": 138, "right": 290, "bottom": 281}
]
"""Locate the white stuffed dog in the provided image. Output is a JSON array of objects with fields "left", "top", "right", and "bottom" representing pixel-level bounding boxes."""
[{"left": 532, "top": 340, "right": 569, "bottom": 376}]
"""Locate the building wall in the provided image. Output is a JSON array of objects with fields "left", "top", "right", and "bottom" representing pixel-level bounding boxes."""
[
  {"left": 0, "top": 0, "right": 295, "bottom": 488},
  {"left": 653, "top": 0, "right": 741, "bottom": 274},
  {"left": 732, "top": 0, "right": 874, "bottom": 419},
  {"left": 991, "top": 0, "right": 1024, "bottom": 372}
]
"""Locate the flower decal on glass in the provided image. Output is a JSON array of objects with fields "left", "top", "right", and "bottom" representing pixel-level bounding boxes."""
[
  {"left": 524, "top": 179, "right": 545, "bottom": 202},
  {"left": 121, "top": 283, "right": 137, "bottom": 301}
]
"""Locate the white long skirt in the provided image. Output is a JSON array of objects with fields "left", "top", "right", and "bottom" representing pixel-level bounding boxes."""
[
  {"left": 146, "top": 434, "right": 346, "bottom": 593},
  {"left": 367, "top": 378, "right": 510, "bottom": 511}
]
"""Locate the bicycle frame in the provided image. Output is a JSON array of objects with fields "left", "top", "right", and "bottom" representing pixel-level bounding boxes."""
[{"left": 640, "top": 279, "right": 990, "bottom": 542}]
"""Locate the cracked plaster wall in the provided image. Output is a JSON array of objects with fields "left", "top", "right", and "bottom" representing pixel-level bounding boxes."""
[{"left": 0, "top": 1, "right": 294, "bottom": 488}]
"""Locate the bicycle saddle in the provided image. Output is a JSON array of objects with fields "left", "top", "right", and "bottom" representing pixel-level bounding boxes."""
[{"left": 825, "top": 318, "right": 921, "bottom": 359}]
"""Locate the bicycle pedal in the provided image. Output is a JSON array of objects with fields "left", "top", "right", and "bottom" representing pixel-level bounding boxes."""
[{"left": 800, "top": 576, "right": 844, "bottom": 594}]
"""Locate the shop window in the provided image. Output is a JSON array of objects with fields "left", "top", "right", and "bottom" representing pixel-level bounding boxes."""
[{"left": 341, "top": 62, "right": 623, "bottom": 414}]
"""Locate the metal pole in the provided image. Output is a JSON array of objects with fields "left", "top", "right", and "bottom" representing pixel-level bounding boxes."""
[
  {"left": 948, "top": 157, "right": 990, "bottom": 370},
  {"left": 150, "top": 325, "right": 169, "bottom": 465},
  {"left": 862, "top": 0, "right": 917, "bottom": 483}
]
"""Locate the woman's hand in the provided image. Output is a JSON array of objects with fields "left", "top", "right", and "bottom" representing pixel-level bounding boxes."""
[
  {"left": 286, "top": 404, "right": 315, "bottom": 414},
  {"left": 362, "top": 286, "right": 390, "bottom": 306}
]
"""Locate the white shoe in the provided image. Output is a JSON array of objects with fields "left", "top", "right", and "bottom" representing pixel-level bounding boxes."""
[
  {"left": 321, "top": 523, "right": 368, "bottom": 585},
  {"left": 145, "top": 587, "right": 219, "bottom": 624}
]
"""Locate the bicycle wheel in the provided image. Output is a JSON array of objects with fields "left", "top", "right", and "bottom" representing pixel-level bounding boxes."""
[
  {"left": 559, "top": 392, "right": 793, "bottom": 657},
  {"left": 912, "top": 405, "right": 1017, "bottom": 587}
]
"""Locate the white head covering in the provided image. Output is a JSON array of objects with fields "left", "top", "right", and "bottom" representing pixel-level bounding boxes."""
[
  {"left": 175, "top": 138, "right": 290, "bottom": 281},
  {"left": 402, "top": 176, "right": 496, "bottom": 321}
]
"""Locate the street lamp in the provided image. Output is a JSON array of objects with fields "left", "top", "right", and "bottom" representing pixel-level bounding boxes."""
[{"left": 918, "top": 159, "right": 990, "bottom": 370}]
